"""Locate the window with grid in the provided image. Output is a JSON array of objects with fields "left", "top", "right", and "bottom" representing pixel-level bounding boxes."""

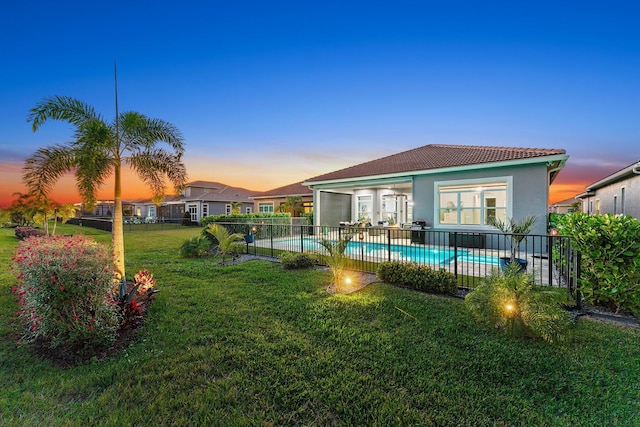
[{"left": 437, "top": 181, "right": 508, "bottom": 226}]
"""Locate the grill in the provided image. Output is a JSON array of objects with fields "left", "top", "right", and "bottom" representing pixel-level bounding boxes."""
[{"left": 411, "top": 221, "right": 427, "bottom": 244}]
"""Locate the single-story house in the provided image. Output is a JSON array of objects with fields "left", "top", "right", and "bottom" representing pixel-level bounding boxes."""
[
  {"left": 577, "top": 160, "right": 640, "bottom": 219},
  {"left": 251, "top": 181, "right": 313, "bottom": 214},
  {"left": 303, "top": 144, "right": 568, "bottom": 236},
  {"left": 549, "top": 197, "right": 581, "bottom": 214}
]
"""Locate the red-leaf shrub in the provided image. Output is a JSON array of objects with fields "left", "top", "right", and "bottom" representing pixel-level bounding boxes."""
[
  {"left": 12, "top": 235, "right": 120, "bottom": 355},
  {"left": 15, "top": 226, "right": 46, "bottom": 240}
]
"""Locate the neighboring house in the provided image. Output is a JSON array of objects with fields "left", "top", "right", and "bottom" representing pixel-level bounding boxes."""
[
  {"left": 251, "top": 181, "right": 313, "bottom": 214},
  {"left": 120, "top": 181, "right": 256, "bottom": 224},
  {"left": 180, "top": 180, "right": 255, "bottom": 224},
  {"left": 549, "top": 197, "right": 581, "bottom": 214},
  {"left": 131, "top": 195, "right": 185, "bottom": 222},
  {"left": 74, "top": 200, "right": 134, "bottom": 217},
  {"left": 577, "top": 160, "right": 640, "bottom": 219},
  {"left": 303, "top": 144, "right": 568, "bottom": 236}
]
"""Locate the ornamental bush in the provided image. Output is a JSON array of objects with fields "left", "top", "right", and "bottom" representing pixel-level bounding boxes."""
[
  {"left": 280, "top": 252, "right": 316, "bottom": 269},
  {"left": 15, "top": 226, "right": 46, "bottom": 240},
  {"left": 12, "top": 235, "right": 120, "bottom": 355},
  {"left": 555, "top": 213, "right": 640, "bottom": 316},
  {"left": 377, "top": 261, "right": 457, "bottom": 295},
  {"left": 180, "top": 235, "right": 211, "bottom": 258}
]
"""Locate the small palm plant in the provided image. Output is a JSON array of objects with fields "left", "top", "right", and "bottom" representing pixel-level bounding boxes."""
[
  {"left": 465, "top": 264, "right": 572, "bottom": 342},
  {"left": 318, "top": 236, "right": 352, "bottom": 294},
  {"left": 206, "top": 223, "right": 245, "bottom": 265},
  {"left": 487, "top": 215, "right": 537, "bottom": 269},
  {"left": 180, "top": 235, "right": 211, "bottom": 258}
]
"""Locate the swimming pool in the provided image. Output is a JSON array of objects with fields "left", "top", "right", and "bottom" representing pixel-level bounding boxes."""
[{"left": 301, "top": 238, "right": 499, "bottom": 266}]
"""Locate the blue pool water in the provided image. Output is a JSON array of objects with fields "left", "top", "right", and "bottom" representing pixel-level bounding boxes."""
[{"left": 302, "top": 238, "right": 499, "bottom": 265}]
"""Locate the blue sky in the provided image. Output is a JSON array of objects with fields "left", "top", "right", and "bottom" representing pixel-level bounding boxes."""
[{"left": 1, "top": 0, "right": 638, "bottom": 206}]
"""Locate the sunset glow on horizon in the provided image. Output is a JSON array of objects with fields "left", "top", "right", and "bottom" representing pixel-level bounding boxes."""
[{"left": 0, "top": 154, "right": 610, "bottom": 209}]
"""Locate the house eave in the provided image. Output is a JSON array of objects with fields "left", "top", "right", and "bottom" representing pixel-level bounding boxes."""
[
  {"left": 303, "top": 154, "right": 569, "bottom": 188},
  {"left": 251, "top": 193, "right": 312, "bottom": 200},
  {"left": 585, "top": 162, "right": 640, "bottom": 191}
]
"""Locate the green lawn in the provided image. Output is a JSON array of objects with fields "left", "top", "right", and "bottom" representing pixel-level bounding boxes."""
[{"left": 1, "top": 225, "right": 639, "bottom": 425}]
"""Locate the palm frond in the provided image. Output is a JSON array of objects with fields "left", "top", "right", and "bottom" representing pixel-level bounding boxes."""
[
  {"left": 127, "top": 149, "right": 188, "bottom": 198},
  {"left": 75, "top": 118, "right": 114, "bottom": 154},
  {"left": 28, "top": 96, "right": 101, "bottom": 132},
  {"left": 75, "top": 154, "right": 113, "bottom": 210},
  {"left": 206, "top": 224, "right": 244, "bottom": 265},
  {"left": 22, "top": 145, "right": 77, "bottom": 198},
  {"left": 117, "top": 112, "right": 185, "bottom": 156}
]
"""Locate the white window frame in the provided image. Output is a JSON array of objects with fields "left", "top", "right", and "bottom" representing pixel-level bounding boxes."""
[
  {"left": 259, "top": 202, "right": 274, "bottom": 213},
  {"left": 434, "top": 176, "right": 512, "bottom": 228},
  {"left": 621, "top": 187, "right": 626, "bottom": 215},
  {"left": 245, "top": 207, "right": 253, "bottom": 213},
  {"left": 225, "top": 204, "right": 232, "bottom": 215},
  {"left": 202, "top": 204, "right": 208, "bottom": 218}
]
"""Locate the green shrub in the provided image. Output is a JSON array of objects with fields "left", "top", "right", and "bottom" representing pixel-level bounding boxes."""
[
  {"left": 280, "top": 252, "right": 316, "bottom": 269},
  {"left": 465, "top": 264, "right": 572, "bottom": 342},
  {"left": 12, "top": 235, "right": 120, "bottom": 355},
  {"left": 182, "top": 212, "right": 193, "bottom": 226},
  {"left": 377, "top": 261, "right": 457, "bottom": 294},
  {"left": 180, "top": 235, "right": 211, "bottom": 258},
  {"left": 200, "top": 212, "right": 291, "bottom": 227},
  {"left": 556, "top": 213, "right": 640, "bottom": 316}
]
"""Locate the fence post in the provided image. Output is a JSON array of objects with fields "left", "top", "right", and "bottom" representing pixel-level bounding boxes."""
[
  {"left": 548, "top": 234, "right": 553, "bottom": 285},
  {"left": 453, "top": 232, "right": 458, "bottom": 280},
  {"left": 270, "top": 224, "right": 274, "bottom": 257},
  {"left": 300, "top": 225, "right": 304, "bottom": 253},
  {"left": 387, "top": 229, "right": 391, "bottom": 262},
  {"left": 575, "top": 252, "right": 582, "bottom": 310}
]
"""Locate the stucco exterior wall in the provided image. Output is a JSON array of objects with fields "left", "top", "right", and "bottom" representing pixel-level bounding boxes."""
[
  {"left": 412, "top": 163, "right": 550, "bottom": 235},
  {"left": 582, "top": 174, "right": 640, "bottom": 219}
]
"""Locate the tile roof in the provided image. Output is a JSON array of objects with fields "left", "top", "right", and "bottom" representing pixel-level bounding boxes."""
[
  {"left": 305, "top": 144, "right": 566, "bottom": 183},
  {"left": 252, "top": 181, "right": 312, "bottom": 199},
  {"left": 183, "top": 181, "right": 256, "bottom": 202}
]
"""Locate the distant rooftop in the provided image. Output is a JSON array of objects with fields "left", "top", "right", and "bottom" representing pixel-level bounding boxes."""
[{"left": 252, "top": 181, "right": 312, "bottom": 199}]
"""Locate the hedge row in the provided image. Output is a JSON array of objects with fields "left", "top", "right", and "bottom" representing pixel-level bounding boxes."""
[{"left": 377, "top": 261, "right": 457, "bottom": 295}]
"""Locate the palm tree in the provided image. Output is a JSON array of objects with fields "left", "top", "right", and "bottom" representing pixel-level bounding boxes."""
[
  {"left": 279, "top": 196, "right": 304, "bottom": 216},
  {"left": 51, "top": 203, "right": 78, "bottom": 236},
  {"left": 206, "top": 223, "right": 244, "bottom": 265},
  {"left": 8, "top": 192, "right": 39, "bottom": 226},
  {"left": 23, "top": 96, "right": 187, "bottom": 280},
  {"left": 230, "top": 201, "right": 243, "bottom": 215}
]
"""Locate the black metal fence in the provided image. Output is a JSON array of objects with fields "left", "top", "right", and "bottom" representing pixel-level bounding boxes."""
[
  {"left": 221, "top": 222, "right": 582, "bottom": 307},
  {"left": 68, "top": 217, "right": 185, "bottom": 232}
]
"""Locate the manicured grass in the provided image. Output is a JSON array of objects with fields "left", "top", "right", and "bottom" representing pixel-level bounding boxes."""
[{"left": 1, "top": 225, "right": 639, "bottom": 425}]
